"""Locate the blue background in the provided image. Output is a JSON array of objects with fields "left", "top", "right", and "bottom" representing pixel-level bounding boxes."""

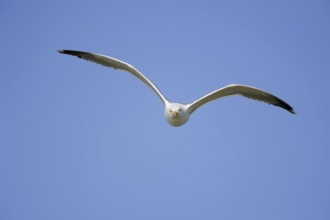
[{"left": 1, "top": 1, "right": 330, "bottom": 219}]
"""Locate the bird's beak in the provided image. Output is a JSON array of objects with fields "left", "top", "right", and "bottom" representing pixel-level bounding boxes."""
[{"left": 172, "top": 111, "right": 178, "bottom": 117}]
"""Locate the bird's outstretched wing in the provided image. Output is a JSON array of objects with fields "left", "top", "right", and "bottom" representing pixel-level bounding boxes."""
[
  {"left": 58, "top": 50, "right": 168, "bottom": 103},
  {"left": 188, "top": 84, "right": 295, "bottom": 114}
]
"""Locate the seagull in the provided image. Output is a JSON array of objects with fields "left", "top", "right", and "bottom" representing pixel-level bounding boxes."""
[{"left": 58, "top": 50, "right": 296, "bottom": 127}]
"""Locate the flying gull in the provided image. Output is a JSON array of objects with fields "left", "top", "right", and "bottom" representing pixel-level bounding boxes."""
[{"left": 58, "top": 50, "right": 295, "bottom": 127}]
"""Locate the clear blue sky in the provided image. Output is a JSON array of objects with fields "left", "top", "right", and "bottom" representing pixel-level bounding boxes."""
[{"left": 1, "top": 1, "right": 329, "bottom": 219}]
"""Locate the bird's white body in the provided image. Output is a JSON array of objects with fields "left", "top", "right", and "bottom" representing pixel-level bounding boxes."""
[
  {"left": 58, "top": 50, "right": 295, "bottom": 127},
  {"left": 165, "top": 103, "right": 190, "bottom": 127}
]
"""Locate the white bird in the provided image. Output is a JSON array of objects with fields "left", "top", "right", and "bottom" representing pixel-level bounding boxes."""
[{"left": 58, "top": 50, "right": 296, "bottom": 127}]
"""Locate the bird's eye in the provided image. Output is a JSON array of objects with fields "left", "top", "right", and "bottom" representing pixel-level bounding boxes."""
[{"left": 178, "top": 109, "right": 182, "bottom": 111}]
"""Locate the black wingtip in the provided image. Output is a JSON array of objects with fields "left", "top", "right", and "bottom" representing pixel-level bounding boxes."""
[
  {"left": 57, "top": 49, "right": 90, "bottom": 59},
  {"left": 57, "top": 49, "right": 75, "bottom": 55},
  {"left": 272, "top": 96, "right": 296, "bottom": 115},
  {"left": 57, "top": 49, "right": 83, "bottom": 55},
  {"left": 284, "top": 105, "right": 296, "bottom": 115}
]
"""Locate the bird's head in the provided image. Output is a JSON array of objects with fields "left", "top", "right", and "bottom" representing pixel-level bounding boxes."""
[{"left": 164, "top": 103, "right": 190, "bottom": 127}]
